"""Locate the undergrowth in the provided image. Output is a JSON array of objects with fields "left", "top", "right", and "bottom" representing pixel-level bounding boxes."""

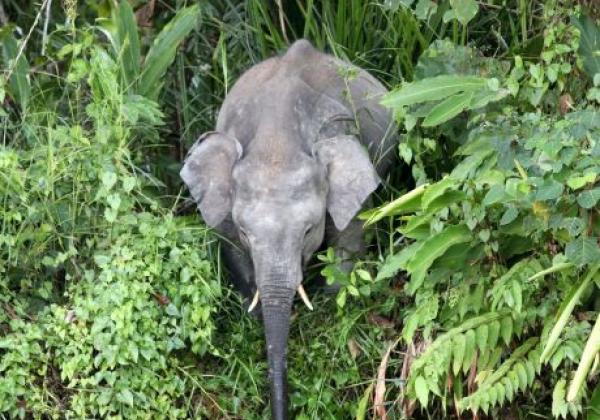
[{"left": 1, "top": 0, "right": 599, "bottom": 419}]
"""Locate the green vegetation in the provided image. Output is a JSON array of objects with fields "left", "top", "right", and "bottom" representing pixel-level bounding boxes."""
[{"left": 1, "top": 0, "right": 599, "bottom": 418}]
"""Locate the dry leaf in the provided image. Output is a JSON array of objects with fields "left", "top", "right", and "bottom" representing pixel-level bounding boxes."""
[
  {"left": 374, "top": 337, "right": 401, "bottom": 419},
  {"left": 135, "top": 0, "right": 156, "bottom": 28},
  {"left": 348, "top": 338, "right": 362, "bottom": 360},
  {"left": 559, "top": 93, "right": 573, "bottom": 115},
  {"left": 368, "top": 313, "right": 395, "bottom": 329},
  {"left": 153, "top": 292, "right": 170, "bottom": 306},
  {"left": 401, "top": 339, "right": 430, "bottom": 417}
]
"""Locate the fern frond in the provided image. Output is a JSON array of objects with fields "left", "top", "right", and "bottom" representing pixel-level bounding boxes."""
[{"left": 459, "top": 338, "right": 540, "bottom": 413}]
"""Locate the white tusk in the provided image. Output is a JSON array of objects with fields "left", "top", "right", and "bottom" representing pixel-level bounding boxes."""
[
  {"left": 247, "top": 290, "right": 260, "bottom": 313},
  {"left": 297, "top": 284, "right": 314, "bottom": 311}
]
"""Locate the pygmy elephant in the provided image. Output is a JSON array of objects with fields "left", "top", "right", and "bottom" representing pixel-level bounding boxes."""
[{"left": 180, "top": 39, "right": 396, "bottom": 419}]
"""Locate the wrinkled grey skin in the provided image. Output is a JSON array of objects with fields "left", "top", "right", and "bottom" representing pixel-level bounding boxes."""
[{"left": 180, "top": 39, "right": 396, "bottom": 419}]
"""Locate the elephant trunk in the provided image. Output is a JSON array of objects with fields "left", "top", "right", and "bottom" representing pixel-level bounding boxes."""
[
  {"left": 262, "top": 290, "right": 292, "bottom": 420},
  {"left": 255, "top": 259, "right": 298, "bottom": 420}
]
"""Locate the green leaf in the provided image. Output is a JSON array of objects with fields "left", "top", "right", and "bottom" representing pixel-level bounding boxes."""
[
  {"left": 100, "top": 171, "right": 118, "bottom": 190},
  {"left": 511, "top": 281, "right": 523, "bottom": 313},
  {"left": 562, "top": 218, "right": 586, "bottom": 236},
  {"left": 488, "top": 320, "right": 500, "bottom": 348},
  {"left": 355, "top": 383, "right": 374, "bottom": 420},
  {"left": 540, "top": 265, "right": 600, "bottom": 364},
  {"left": 577, "top": 188, "right": 600, "bottom": 209},
  {"left": 567, "top": 173, "right": 597, "bottom": 190},
  {"left": 565, "top": 238, "right": 600, "bottom": 267},
  {"left": 423, "top": 91, "right": 473, "bottom": 127},
  {"left": 361, "top": 183, "right": 428, "bottom": 225},
  {"left": 114, "top": 0, "right": 141, "bottom": 89},
  {"left": 139, "top": 5, "right": 200, "bottom": 99},
  {"left": 399, "top": 142, "right": 413, "bottom": 163},
  {"left": 526, "top": 360, "right": 537, "bottom": 385},
  {"left": 381, "top": 75, "right": 487, "bottom": 109},
  {"left": 588, "top": 383, "right": 600, "bottom": 420},
  {"left": 336, "top": 288, "right": 347, "bottom": 308},
  {"left": 0, "top": 29, "right": 30, "bottom": 111},
  {"left": 406, "top": 225, "right": 472, "bottom": 294},
  {"left": 476, "top": 324, "right": 488, "bottom": 351},
  {"left": 463, "top": 329, "right": 476, "bottom": 373},
  {"left": 568, "top": 313, "right": 600, "bottom": 402},
  {"left": 500, "top": 316, "right": 513, "bottom": 345},
  {"left": 528, "top": 262, "right": 574, "bottom": 281},
  {"left": 515, "top": 363, "right": 528, "bottom": 391},
  {"left": 572, "top": 15, "right": 600, "bottom": 79},
  {"left": 451, "top": 146, "right": 495, "bottom": 180},
  {"left": 536, "top": 179, "right": 564, "bottom": 201},
  {"left": 453, "top": 334, "right": 466, "bottom": 375},
  {"left": 415, "top": 0, "right": 437, "bottom": 20},
  {"left": 553, "top": 380, "right": 569, "bottom": 418},
  {"left": 500, "top": 207, "right": 518, "bottom": 225},
  {"left": 166, "top": 303, "right": 180, "bottom": 317},
  {"left": 375, "top": 241, "right": 421, "bottom": 281},
  {"left": 449, "top": 0, "right": 479, "bottom": 25},
  {"left": 117, "top": 389, "right": 134, "bottom": 406},
  {"left": 461, "top": 338, "right": 539, "bottom": 411},
  {"left": 483, "top": 184, "right": 505, "bottom": 206},
  {"left": 495, "top": 382, "right": 506, "bottom": 406},
  {"left": 428, "top": 190, "right": 467, "bottom": 213},
  {"left": 415, "top": 376, "right": 429, "bottom": 407},
  {"left": 421, "top": 177, "right": 458, "bottom": 210}
]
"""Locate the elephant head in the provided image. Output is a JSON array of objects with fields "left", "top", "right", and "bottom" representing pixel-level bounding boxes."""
[{"left": 180, "top": 129, "right": 379, "bottom": 418}]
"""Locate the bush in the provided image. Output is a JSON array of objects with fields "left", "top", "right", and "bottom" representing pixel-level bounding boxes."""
[
  {"left": 1, "top": 9, "right": 222, "bottom": 418},
  {"left": 364, "top": 17, "right": 600, "bottom": 417}
]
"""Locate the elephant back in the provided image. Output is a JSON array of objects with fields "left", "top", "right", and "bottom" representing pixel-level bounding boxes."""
[{"left": 288, "top": 40, "right": 397, "bottom": 174}]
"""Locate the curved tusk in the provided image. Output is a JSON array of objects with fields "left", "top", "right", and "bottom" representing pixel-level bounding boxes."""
[
  {"left": 248, "top": 290, "right": 260, "bottom": 313},
  {"left": 297, "top": 284, "right": 314, "bottom": 311}
]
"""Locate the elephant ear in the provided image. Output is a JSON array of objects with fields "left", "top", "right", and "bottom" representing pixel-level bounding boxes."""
[
  {"left": 180, "top": 131, "right": 242, "bottom": 227},
  {"left": 314, "top": 135, "right": 380, "bottom": 231}
]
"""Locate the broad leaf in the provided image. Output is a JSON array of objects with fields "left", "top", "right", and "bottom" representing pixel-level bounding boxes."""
[
  {"left": 361, "top": 183, "right": 428, "bottom": 225},
  {"left": 588, "top": 383, "right": 600, "bottom": 420},
  {"left": 449, "top": 0, "right": 479, "bottom": 26},
  {"left": 540, "top": 265, "right": 600, "bottom": 364},
  {"left": 0, "top": 28, "right": 30, "bottom": 111},
  {"left": 423, "top": 91, "right": 473, "bottom": 126},
  {"left": 577, "top": 188, "right": 600, "bottom": 209},
  {"left": 568, "top": 313, "right": 600, "bottom": 402},
  {"left": 573, "top": 15, "right": 600, "bottom": 79},
  {"left": 565, "top": 238, "right": 600, "bottom": 267},
  {"left": 376, "top": 242, "right": 421, "bottom": 281},
  {"left": 421, "top": 177, "right": 458, "bottom": 210},
  {"left": 114, "top": 1, "right": 141, "bottom": 89},
  {"left": 406, "top": 224, "right": 472, "bottom": 294},
  {"left": 415, "top": 376, "right": 429, "bottom": 406},
  {"left": 139, "top": 5, "right": 200, "bottom": 99},
  {"left": 381, "top": 75, "right": 487, "bottom": 108}
]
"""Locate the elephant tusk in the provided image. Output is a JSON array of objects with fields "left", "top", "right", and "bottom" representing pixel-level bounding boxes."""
[
  {"left": 297, "top": 284, "right": 314, "bottom": 311},
  {"left": 248, "top": 290, "right": 260, "bottom": 313}
]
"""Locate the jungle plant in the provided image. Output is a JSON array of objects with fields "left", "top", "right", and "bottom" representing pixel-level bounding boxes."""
[{"left": 366, "top": 12, "right": 600, "bottom": 417}]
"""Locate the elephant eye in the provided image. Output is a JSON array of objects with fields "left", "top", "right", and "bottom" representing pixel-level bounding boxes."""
[
  {"left": 304, "top": 225, "right": 314, "bottom": 237},
  {"left": 239, "top": 229, "right": 250, "bottom": 245}
]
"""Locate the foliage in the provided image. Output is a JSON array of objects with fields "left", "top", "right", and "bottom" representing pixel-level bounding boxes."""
[
  {"left": 1, "top": 0, "right": 599, "bottom": 418},
  {"left": 0, "top": 6, "right": 222, "bottom": 417},
  {"left": 366, "top": 6, "right": 600, "bottom": 417}
]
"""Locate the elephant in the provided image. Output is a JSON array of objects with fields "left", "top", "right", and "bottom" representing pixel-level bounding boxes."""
[{"left": 180, "top": 39, "right": 397, "bottom": 419}]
